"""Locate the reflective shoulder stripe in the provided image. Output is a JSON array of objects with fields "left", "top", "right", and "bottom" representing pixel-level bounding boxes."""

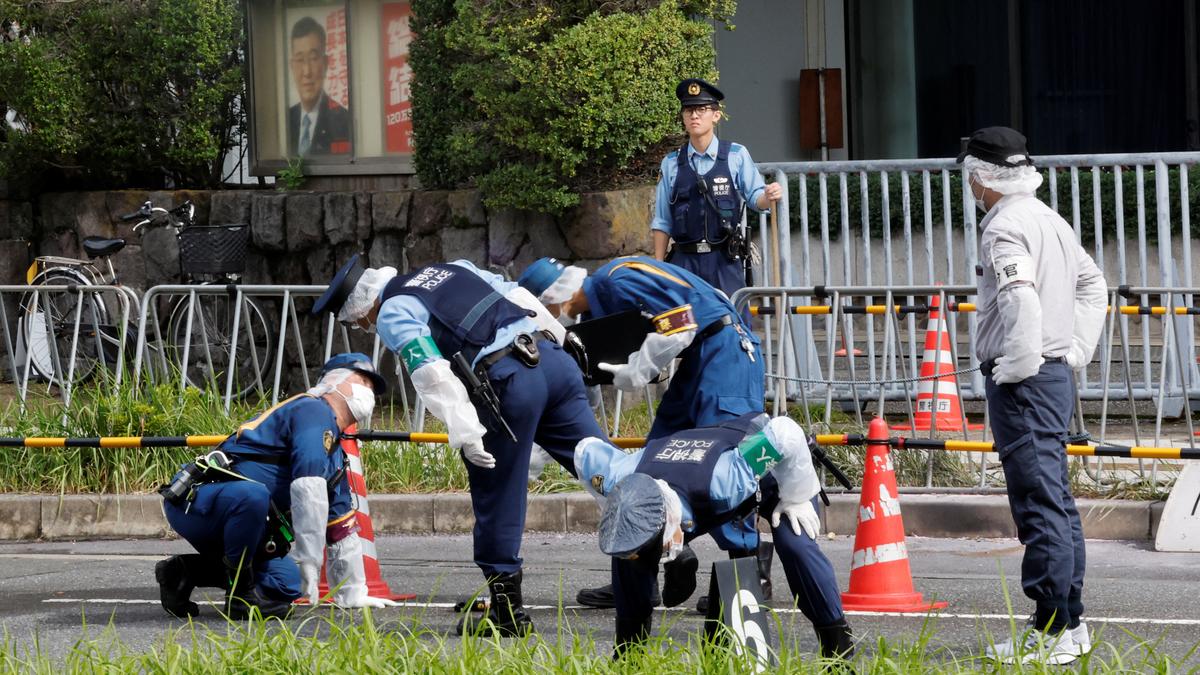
[
  {"left": 237, "top": 394, "right": 315, "bottom": 438},
  {"left": 608, "top": 261, "right": 692, "bottom": 288}
]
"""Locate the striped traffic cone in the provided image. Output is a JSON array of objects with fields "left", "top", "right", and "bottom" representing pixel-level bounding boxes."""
[
  {"left": 841, "top": 418, "right": 947, "bottom": 612},
  {"left": 313, "top": 424, "right": 414, "bottom": 603},
  {"left": 892, "top": 294, "right": 982, "bottom": 431}
]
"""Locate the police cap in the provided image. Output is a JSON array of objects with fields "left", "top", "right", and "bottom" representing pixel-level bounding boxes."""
[
  {"left": 957, "top": 126, "right": 1033, "bottom": 167},
  {"left": 599, "top": 473, "right": 666, "bottom": 559},
  {"left": 312, "top": 254, "right": 365, "bottom": 318},
  {"left": 676, "top": 78, "right": 723, "bottom": 108},
  {"left": 321, "top": 352, "right": 387, "bottom": 395},
  {"left": 517, "top": 257, "right": 565, "bottom": 298}
]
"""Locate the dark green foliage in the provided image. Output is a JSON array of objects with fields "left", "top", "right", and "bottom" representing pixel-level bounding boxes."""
[
  {"left": 410, "top": 0, "right": 731, "bottom": 213},
  {"left": 0, "top": 0, "right": 245, "bottom": 191},
  {"left": 790, "top": 166, "right": 1200, "bottom": 244}
]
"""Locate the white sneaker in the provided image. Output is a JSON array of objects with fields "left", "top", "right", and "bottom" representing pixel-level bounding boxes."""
[
  {"left": 985, "top": 628, "right": 1078, "bottom": 665},
  {"left": 1071, "top": 622, "right": 1091, "bottom": 656}
]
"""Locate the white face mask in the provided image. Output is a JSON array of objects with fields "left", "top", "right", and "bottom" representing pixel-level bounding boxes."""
[
  {"left": 337, "top": 383, "right": 376, "bottom": 426},
  {"left": 970, "top": 177, "right": 989, "bottom": 215}
]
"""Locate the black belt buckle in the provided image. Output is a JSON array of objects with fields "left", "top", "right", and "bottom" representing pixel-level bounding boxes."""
[{"left": 513, "top": 333, "right": 540, "bottom": 367}]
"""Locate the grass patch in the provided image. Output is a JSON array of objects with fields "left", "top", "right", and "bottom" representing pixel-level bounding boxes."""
[{"left": 1, "top": 609, "right": 1194, "bottom": 673}]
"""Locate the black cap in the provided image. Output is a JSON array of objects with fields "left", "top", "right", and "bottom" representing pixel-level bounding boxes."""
[
  {"left": 312, "top": 254, "right": 365, "bottom": 317},
  {"left": 598, "top": 473, "right": 667, "bottom": 559},
  {"left": 676, "top": 78, "right": 723, "bottom": 107},
  {"left": 957, "top": 126, "right": 1033, "bottom": 167},
  {"left": 320, "top": 352, "right": 387, "bottom": 395}
]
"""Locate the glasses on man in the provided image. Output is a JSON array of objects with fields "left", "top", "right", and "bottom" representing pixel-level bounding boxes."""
[
  {"left": 682, "top": 105, "right": 717, "bottom": 117},
  {"left": 290, "top": 51, "right": 326, "bottom": 69}
]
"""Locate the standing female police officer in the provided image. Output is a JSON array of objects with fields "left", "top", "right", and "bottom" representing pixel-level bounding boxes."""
[
  {"left": 650, "top": 78, "right": 782, "bottom": 297},
  {"left": 961, "top": 127, "right": 1107, "bottom": 665},
  {"left": 314, "top": 256, "right": 607, "bottom": 637},
  {"left": 155, "top": 353, "right": 395, "bottom": 619},
  {"left": 519, "top": 256, "right": 771, "bottom": 611},
  {"left": 575, "top": 414, "right": 852, "bottom": 658}
]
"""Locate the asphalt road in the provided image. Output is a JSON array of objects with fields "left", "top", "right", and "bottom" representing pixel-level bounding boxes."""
[{"left": 2, "top": 534, "right": 1198, "bottom": 667}]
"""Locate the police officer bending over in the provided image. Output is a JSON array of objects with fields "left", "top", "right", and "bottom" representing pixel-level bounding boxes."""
[
  {"left": 961, "top": 127, "right": 1107, "bottom": 665},
  {"left": 520, "top": 256, "right": 772, "bottom": 612},
  {"left": 155, "top": 353, "right": 396, "bottom": 619},
  {"left": 314, "top": 256, "right": 607, "bottom": 637},
  {"left": 575, "top": 414, "right": 852, "bottom": 658}
]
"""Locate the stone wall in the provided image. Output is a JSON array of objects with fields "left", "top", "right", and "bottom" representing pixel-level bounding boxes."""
[{"left": 1, "top": 186, "right": 656, "bottom": 292}]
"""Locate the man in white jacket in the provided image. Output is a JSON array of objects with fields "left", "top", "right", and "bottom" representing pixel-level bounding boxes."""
[{"left": 962, "top": 127, "right": 1107, "bottom": 665}]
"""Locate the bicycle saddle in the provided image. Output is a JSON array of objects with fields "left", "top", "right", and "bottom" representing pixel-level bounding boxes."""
[{"left": 81, "top": 236, "right": 126, "bottom": 258}]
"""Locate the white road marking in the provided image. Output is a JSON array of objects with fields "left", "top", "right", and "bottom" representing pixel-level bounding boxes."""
[{"left": 38, "top": 598, "right": 1200, "bottom": 626}]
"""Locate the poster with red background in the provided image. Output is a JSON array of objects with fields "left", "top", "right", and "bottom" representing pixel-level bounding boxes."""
[{"left": 381, "top": 2, "right": 413, "bottom": 154}]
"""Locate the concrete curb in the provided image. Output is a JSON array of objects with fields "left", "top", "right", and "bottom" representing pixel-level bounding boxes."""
[{"left": 0, "top": 492, "right": 1167, "bottom": 542}]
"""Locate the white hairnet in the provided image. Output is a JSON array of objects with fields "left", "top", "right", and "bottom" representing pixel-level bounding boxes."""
[
  {"left": 337, "top": 266, "right": 397, "bottom": 323},
  {"left": 964, "top": 155, "right": 1043, "bottom": 196},
  {"left": 307, "top": 367, "right": 355, "bottom": 397},
  {"left": 539, "top": 266, "right": 587, "bottom": 304}
]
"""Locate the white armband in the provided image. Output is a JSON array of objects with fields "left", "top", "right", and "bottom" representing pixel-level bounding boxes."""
[{"left": 992, "top": 255, "right": 1036, "bottom": 290}]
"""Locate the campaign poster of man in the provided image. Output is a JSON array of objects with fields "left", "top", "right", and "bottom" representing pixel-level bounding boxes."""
[{"left": 284, "top": 4, "right": 352, "bottom": 157}]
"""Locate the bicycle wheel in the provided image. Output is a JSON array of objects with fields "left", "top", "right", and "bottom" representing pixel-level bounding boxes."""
[
  {"left": 17, "top": 268, "right": 109, "bottom": 386},
  {"left": 166, "top": 290, "right": 275, "bottom": 398}
]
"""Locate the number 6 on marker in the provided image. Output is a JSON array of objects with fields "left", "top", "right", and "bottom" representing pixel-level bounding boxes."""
[{"left": 730, "top": 589, "right": 772, "bottom": 672}]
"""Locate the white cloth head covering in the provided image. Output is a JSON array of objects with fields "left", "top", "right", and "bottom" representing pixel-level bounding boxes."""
[
  {"left": 337, "top": 266, "right": 397, "bottom": 323},
  {"left": 539, "top": 265, "right": 587, "bottom": 305},
  {"left": 307, "top": 367, "right": 354, "bottom": 397},
  {"left": 964, "top": 155, "right": 1043, "bottom": 196}
]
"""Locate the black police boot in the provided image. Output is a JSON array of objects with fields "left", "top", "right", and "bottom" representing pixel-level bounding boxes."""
[
  {"left": 457, "top": 570, "right": 534, "bottom": 637},
  {"left": 613, "top": 614, "right": 653, "bottom": 658},
  {"left": 757, "top": 540, "right": 775, "bottom": 601},
  {"left": 155, "top": 554, "right": 206, "bottom": 618},
  {"left": 578, "top": 582, "right": 661, "bottom": 609},
  {"left": 223, "top": 557, "right": 294, "bottom": 620},
  {"left": 661, "top": 546, "right": 698, "bottom": 608},
  {"left": 814, "top": 619, "right": 855, "bottom": 659},
  {"left": 696, "top": 547, "right": 760, "bottom": 614}
]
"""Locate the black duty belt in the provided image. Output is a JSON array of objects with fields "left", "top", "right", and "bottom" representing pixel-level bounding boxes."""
[
  {"left": 223, "top": 449, "right": 289, "bottom": 466},
  {"left": 979, "top": 355, "right": 1066, "bottom": 378},
  {"left": 478, "top": 333, "right": 546, "bottom": 371},
  {"left": 674, "top": 240, "right": 725, "bottom": 254},
  {"left": 697, "top": 314, "right": 733, "bottom": 340}
]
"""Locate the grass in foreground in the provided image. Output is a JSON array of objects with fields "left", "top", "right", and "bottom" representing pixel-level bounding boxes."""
[{"left": 0, "top": 608, "right": 1193, "bottom": 674}]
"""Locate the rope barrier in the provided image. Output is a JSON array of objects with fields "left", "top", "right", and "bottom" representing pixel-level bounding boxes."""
[{"left": 766, "top": 367, "right": 981, "bottom": 388}]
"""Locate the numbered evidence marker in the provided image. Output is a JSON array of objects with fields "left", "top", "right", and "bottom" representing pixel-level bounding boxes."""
[
  {"left": 703, "top": 557, "right": 776, "bottom": 671},
  {"left": 1155, "top": 462, "right": 1200, "bottom": 551}
]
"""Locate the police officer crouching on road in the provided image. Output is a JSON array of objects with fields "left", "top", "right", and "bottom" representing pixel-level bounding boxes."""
[
  {"left": 961, "top": 127, "right": 1107, "bottom": 665},
  {"left": 155, "top": 353, "right": 397, "bottom": 619},
  {"left": 651, "top": 78, "right": 782, "bottom": 297},
  {"left": 576, "top": 414, "right": 852, "bottom": 658},
  {"left": 313, "top": 255, "right": 608, "bottom": 637},
  {"left": 519, "top": 256, "right": 773, "bottom": 612}
]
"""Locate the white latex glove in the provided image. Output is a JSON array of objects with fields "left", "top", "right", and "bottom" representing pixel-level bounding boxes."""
[
  {"left": 327, "top": 533, "right": 400, "bottom": 608},
  {"left": 290, "top": 475, "right": 329, "bottom": 595},
  {"left": 299, "top": 561, "right": 321, "bottom": 605},
  {"left": 1065, "top": 254, "right": 1108, "bottom": 370},
  {"left": 462, "top": 439, "right": 496, "bottom": 469},
  {"left": 410, "top": 358, "right": 489, "bottom": 450},
  {"left": 505, "top": 286, "right": 566, "bottom": 344},
  {"left": 528, "top": 443, "right": 551, "bottom": 483},
  {"left": 597, "top": 330, "right": 694, "bottom": 391},
  {"left": 992, "top": 284, "right": 1044, "bottom": 384},
  {"left": 772, "top": 499, "right": 820, "bottom": 540}
]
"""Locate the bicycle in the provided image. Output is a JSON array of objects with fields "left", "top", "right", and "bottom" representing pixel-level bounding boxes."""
[{"left": 17, "top": 200, "right": 274, "bottom": 397}]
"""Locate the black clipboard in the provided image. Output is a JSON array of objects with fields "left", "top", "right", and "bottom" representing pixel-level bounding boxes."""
[{"left": 566, "top": 309, "right": 652, "bottom": 386}]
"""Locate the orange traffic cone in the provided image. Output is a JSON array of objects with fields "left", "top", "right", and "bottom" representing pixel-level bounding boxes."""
[
  {"left": 310, "top": 424, "right": 414, "bottom": 603},
  {"left": 841, "top": 418, "right": 948, "bottom": 612},
  {"left": 893, "top": 295, "right": 982, "bottom": 431}
]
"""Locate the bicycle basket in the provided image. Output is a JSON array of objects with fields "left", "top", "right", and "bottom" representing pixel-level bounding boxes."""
[{"left": 178, "top": 224, "right": 249, "bottom": 276}]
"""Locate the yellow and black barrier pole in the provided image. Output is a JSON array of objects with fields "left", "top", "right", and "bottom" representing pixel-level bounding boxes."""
[
  {"left": 752, "top": 303, "right": 1200, "bottom": 317},
  {"left": 811, "top": 433, "right": 1200, "bottom": 461},
  {"left": 0, "top": 432, "right": 649, "bottom": 450}
]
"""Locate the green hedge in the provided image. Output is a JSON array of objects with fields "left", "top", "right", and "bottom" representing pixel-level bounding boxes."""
[
  {"left": 788, "top": 166, "right": 1200, "bottom": 244},
  {"left": 0, "top": 0, "right": 244, "bottom": 191},
  {"left": 411, "top": 0, "right": 734, "bottom": 213}
]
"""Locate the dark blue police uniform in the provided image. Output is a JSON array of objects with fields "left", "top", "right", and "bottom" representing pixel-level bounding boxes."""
[
  {"left": 163, "top": 394, "right": 353, "bottom": 601},
  {"left": 596, "top": 417, "right": 846, "bottom": 654}
]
